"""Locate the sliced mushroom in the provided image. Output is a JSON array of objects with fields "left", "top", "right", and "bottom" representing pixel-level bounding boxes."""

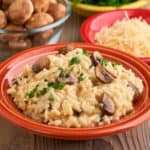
[
  {"left": 100, "top": 92, "right": 115, "bottom": 115},
  {"left": 127, "top": 82, "right": 140, "bottom": 102},
  {"left": 58, "top": 44, "right": 75, "bottom": 55},
  {"left": 91, "top": 51, "right": 103, "bottom": 66},
  {"left": 32, "top": 56, "right": 50, "bottom": 73},
  {"left": 95, "top": 64, "right": 116, "bottom": 83},
  {"left": 56, "top": 72, "right": 78, "bottom": 85}
]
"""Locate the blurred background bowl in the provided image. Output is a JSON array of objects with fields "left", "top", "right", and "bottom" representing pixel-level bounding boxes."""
[
  {"left": 0, "top": 0, "right": 71, "bottom": 52},
  {"left": 80, "top": 9, "right": 150, "bottom": 65},
  {"left": 70, "top": 0, "right": 149, "bottom": 17}
]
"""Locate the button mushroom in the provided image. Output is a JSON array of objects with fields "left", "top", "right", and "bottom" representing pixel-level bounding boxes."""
[
  {"left": 0, "top": 10, "right": 7, "bottom": 28},
  {"left": 8, "top": 38, "right": 32, "bottom": 50},
  {"left": 32, "top": 56, "right": 50, "bottom": 73},
  {"left": 58, "top": 44, "right": 75, "bottom": 55},
  {"left": 95, "top": 64, "right": 116, "bottom": 83},
  {"left": 91, "top": 51, "right": 103, "bottom": 66},
  {"left": 25, "top": 12, "right": 54, "bottom": 29},
  {"left": 100, "top": 92, "right": 115, "bottom": 115},
  {"left": 48, "top": 3, "right": 66, "bottom": 20},
  {"left": 56, "top": 72, "right": 78, "bottom": 85},
  {"left": 8, "top": 0, "right": 34, "bottom": 25},
  {"left": 3, "top": 24, "right": 27, "bottom": 41},
  {"left": 127, "top": 82, "right": 140, "bottom": 102},
  {"left": 31, "top": 0, "right": 50, "bottom": 12}
]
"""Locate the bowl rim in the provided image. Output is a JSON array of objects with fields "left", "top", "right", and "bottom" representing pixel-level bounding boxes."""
[
  {"left": 80, "top": 9, "right": 150, "bottom": 64},
  {"left": 0, "top": 43, "right": 149, "bottom": 140},
  {"left": 70, "top": 0, "right": 148, "bottom": 12},
  {"left": 0, "top": 0, "right": 71, "bottom": 34}
]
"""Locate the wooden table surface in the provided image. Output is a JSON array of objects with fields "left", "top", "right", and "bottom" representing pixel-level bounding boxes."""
[{"left": 0, "top": 6, "right": 150, "bottom": 150}]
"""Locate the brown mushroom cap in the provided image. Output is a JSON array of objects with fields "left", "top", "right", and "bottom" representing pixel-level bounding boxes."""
[
  {"left": 1, "top": 24, "right": 26, "bottom": 41},
  {"left": 100, "top": 92, "right": 115, "bottom": 115},
  {"left": 32, "top": 56, "right": 50, "bottom": 73},
  {"left": 91, "top": 51, "right": 103, "bottom": 66},
  {"left": 0, "top": 10, "right": 7, "bottom": 28},
  {"left": 32, "top": 0, "right": 50, "bottom": 12},
  {"left": 56, "top": 72, "right": 78, "bottom": 85},
  {"left": 127, "top": 82, "right": 140, "bottom": 102},
  {"left": 26, "top": 12, "right": 54, "bottom": 29},
  {"left": 95, "top": 64, "right": 116, "bottom": 83},
  {"left": 8, "top": 0, "right": 34, "bottom": 25},
  {"left": 8, "top": 38, "right": 32, "bottom": 50},
  {"left": 58, "top": 44, "right": 75, "bottom": 55},
  {"left": 48, "top": 3, "right": 66, "bottom": 20}
]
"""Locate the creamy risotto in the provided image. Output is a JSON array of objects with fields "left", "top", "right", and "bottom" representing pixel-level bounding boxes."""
[{"left": 7, "top": 45, "right": 144, "bottom": 128}]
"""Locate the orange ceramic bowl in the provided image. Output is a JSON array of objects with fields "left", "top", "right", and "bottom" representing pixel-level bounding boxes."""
[
  {"left": 0, "top": 43, "right": 149, "bottom": 140},
  {"left": 80, "top": 9, "right": 150, "bottom": 65}
]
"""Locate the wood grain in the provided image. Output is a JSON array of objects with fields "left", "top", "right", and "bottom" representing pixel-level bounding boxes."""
[{"left": 0, "top": 6, "right": 150, "bottom": 150}]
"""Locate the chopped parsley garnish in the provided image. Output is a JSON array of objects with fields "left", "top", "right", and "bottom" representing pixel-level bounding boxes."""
[
  {"left": 65, "top": 73, "right": 70, "bottom": 78},
  {"left": 49, "top": 93, "right": 55, "bottom": 101},
  {"left": 70, "top": 65, "right": 75, "bottom": 71},
  {"left": 78, "top": 73, "right": 85, "bottom": 81},
  {"left": 44, "top": 79, "right": 54, "bottom": 87},
  {"left": 27, "top": 84, "right": 39, "bottom": 98},
  {"left": 82, "top": 49, "right": 89, "bottom": 57},
  {"left": 44, "top": 79, "right": 49, "bottom": 82},
  {"left": 39, "top": 88, "right": 48, "bottom": 96},
  {"left": 100, "top": 59, "right": 109, "bottom": 67},
  {"left": 77, "top": 69, "right": 81, "bottom": 74},
  {"left": 58, "top": 67, "right": 64, "bottom": 71},
  {"left": 59, "top": 72, "right": 70, "bottom": 79},
  {"left": 112, "top": 61, "right": 122, "bottom": 67},
  {"left": 47, "top": 81, "right": 54, "bottom": 87},
  {"left": 89, "top": 64, "right": 94, "bottom": 69},
  {"left": 69, "top": 57, "right": 81, "bottom": 65},
  {"left": 53, "top": 82, "right": 65, "bottom": 90}
]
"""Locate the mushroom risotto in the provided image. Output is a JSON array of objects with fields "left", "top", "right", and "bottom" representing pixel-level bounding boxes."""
[{"left": 7, "top": 45, "right": 144, "bottom": 128}]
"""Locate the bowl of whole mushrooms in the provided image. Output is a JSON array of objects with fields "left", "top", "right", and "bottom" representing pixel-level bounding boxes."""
[{"left": 0, "top": 0, "right": 71, "bottom": 51}]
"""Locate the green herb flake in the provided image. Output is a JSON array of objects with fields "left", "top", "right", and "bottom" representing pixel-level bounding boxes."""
[
  {"left": 100, "top": 59, "right": 109, "bottom": 67},
  {"left": 65, "top": 73, "right": 70, "bottom": 78},
  {"left": 82, "top": 49, "right": 89, "bottom": 57},
  {"left": 49, "top": 93, "right": 55, "bottom": 101},
  {"left": 53, "top": 82, "right": 65, "bottom": 90},
  {"left": 77, "top": 68, "right": 81, "bottom": 74},
  {"left": 112, "top": 61, "right": 122, "bottom": 67},
  {"left": 58, "top": 67, "right": 64, "bottom": 71},
  {"left": 27, "top": 84, "right": 39, "bottom": 98},
  {"left": 70, "top": 66, "right": 75, "bottom": 71},
  {"left": 39, "top": 88, "right": 48, "bottom": 96},
  {"left": 47, "top": 82, "right": 54, "bottom": 87},
  {"left": 69, "top": 57, "right": 81, "bottom": 65},
  {"left": 89, "top": 64, "right": 94, "bottom": 69},
  {"left": 78, "top": 73, "right": 85, "bottom": 81},
  {"left": 44, "top": 79, "right": 49, "bottom": 82}
]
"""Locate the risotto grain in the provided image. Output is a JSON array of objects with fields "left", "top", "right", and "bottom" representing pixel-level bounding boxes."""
[{"left": 7, "top": 47, "right": 143, "bottom": 127}]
